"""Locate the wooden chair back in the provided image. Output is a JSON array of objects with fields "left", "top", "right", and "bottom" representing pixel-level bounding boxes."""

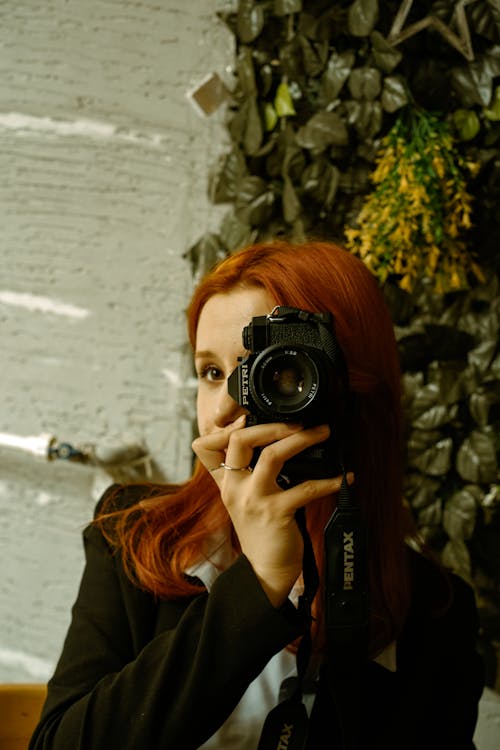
[{"left": 0, "top": 684, "right": 47, "bottom": 750}]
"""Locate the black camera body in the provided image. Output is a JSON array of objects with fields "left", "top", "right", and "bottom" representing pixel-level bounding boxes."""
[{"left": 227, "top": 306, "right": 350, "bottom": 485}]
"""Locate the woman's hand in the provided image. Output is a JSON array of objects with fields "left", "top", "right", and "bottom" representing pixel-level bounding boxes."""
[{"left": 192, "top": 418, "right": 352, "bottom": 607}]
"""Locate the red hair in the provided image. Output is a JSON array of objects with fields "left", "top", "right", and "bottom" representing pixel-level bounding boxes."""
[{"left": 97, "top": 240, "right": 418, "bottom": 654}]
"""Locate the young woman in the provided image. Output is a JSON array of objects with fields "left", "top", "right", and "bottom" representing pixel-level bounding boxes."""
[{"left": 29, "top": 240, "right": 484, "bottom": 750}]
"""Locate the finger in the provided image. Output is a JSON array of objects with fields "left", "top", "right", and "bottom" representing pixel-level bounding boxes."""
[
  {"left": 275, "top": 471, "right": 355, "bottom": 513},
  {"left": 192, "top": 414, "right": 247, "bottom": 470},
  {"left": 250, "top": 424, "right": 331, "bottom": 481},
  {"left": 224, "top": 422, "right": 304, "bottom": 474}
]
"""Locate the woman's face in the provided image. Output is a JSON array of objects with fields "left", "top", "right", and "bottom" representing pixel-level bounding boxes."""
[{"left": 195, "top": 286, "right": 276, "bottom": 437}]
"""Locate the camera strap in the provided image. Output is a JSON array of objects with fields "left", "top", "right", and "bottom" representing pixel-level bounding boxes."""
[
  {"left": 323, "top": 473, "right": 369, "bottom": 750},
  {"left": 257, "top": 477, "right": 368, "bottom": 750},
  {"left": 257, "top": 506, "right": 318, "bottom": 750}
]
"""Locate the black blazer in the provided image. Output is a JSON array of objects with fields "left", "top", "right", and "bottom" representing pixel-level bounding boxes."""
[{"left": 29, "top": 485, "right": 484, "bottom": 750}]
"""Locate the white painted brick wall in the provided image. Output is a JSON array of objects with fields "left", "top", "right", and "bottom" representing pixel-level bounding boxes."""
[{"left": 0, "top": 0, "right": 232, "bottom": 682}]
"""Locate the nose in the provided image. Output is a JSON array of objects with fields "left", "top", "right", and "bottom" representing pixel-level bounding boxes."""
[{"left": 214, "top": 385, "right": 247, "bottom": 429}]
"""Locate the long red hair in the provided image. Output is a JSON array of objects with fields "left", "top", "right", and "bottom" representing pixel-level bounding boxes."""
[{"left": 97, "top": 240, "right": 418, "bottom": 654}]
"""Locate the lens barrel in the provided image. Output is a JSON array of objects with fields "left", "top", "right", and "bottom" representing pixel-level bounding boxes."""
[{"left": 251, "top": 346, "right": 319, "bottom": 417}]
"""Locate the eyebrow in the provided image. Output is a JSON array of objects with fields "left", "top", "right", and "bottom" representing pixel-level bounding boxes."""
[{"left": 194, "top": 350, "right": 217, "bottom": 360}]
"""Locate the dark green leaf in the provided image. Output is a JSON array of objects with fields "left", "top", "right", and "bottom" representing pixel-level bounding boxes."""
[
  {"left": 348, "top": 0, "right": 379, "bottom": 37},
  {"left": 251, "top": 131, "right": 281, "bottom": 158},
  {"left": 343, "top": 99, "right": 382, "bottom": 138},
  {"left": 348, "top": 66, "right": 381, "bottom": 100},
  {"left": 229, "top": 104, "right": 248, "bottom": 145},
  {"left": 234, "top": 175, "right": 268, "bottom": 203},
  {"left": 470, "top": 390, "right": 494, "bottom": 428},
  {"left": 274, "top": 0, "right": 302, "bottom": 15},
  {"left": 451, "top": 59, "right": 494, "bottom": 106},
  {"left": 469, "top": 1, "right": 500, "bottom": 42},
  {"left": 280, "top": 39, "right": 305, "bottom": 82},
  {"left": 219, "top": 209, "right": 255, "bottom": 253},
  {"left": 417, "top": 499, "right": 443, "bottom": 527},
  {"left": 295, "top": 112, "right": 349, "bottom": 151},
  {"left": 413, "top": 403, "right": 458, "bottom": 430},
  {"left": 469, "top": 340, "right": 498, "bottom": 374},
  {"left": 208, "top": 147, "right": 247, "bottom": 204},
  {"left": 408, "top": 380, "right": 439, "bottom": 413},
  {"left": 264, "top": 126, "right": 297, "bottom": 177},
  {"left": 235, "top": 46, "right": 257, "bottom": 96},
  {"left": 296, "top": 11, "right": 318, "bottom": 40},
  {"left": 381, "top": 75, "right": 408, "bottom": 112},
  {"left": 237, "top": 0, "right": 265, "bottom": 43},
  {"left": 236, "top": 190, "right": 275, "bottom": 225},
  {"left": 289, "top": 217, "right": 307, "bottom": 243},
  {"left": 243, "top": 96, "right": 264, "bottom": 155},
  {"left": 406, "top": 428, "right": 442, "bottom": 459},
  {"left": 409, "top": 437, "right": 453, "bottom": 476},
  {"left": 427, "top": 361, "right": 475, "bottom": 406},
  {"left": 301, "top": 158, "right": 340, "bottom": 209},
  {"left": 484, "top": 85, "right": 500, "bottom": 120},
  {"left": 322, "top": 165, "right": 340, "bottom": 210},
  {"left": 443, "top": 488, "right": 478, "bottom": 541},
  {"left": 298, "top": 35, "right": 329, "bottom": 77},
  {"left": 456, "top": 429, "right": 498, "bottom": 483},
  {"left": 283, "top": 145, "right": 307, "bottom": 182},
  {"left": 321, "top": 50, "right": 356, "bottom": 102},
  {"left": 183, "top": 233, "right": 227, "bottom": 281},
  {"left": 469, "top": 382, "right": 500, "bottom": 427},
  {"left": 406, "top": 474, "right": 441, "bottom": 510},
  {"left": 484, "top": 45, "right": 500, "bottom": 77},
  {"left": 441, "top": 540, "right": 472, "bottom": 583},
  {"left": 370, "top": 30, "right": 403, "bottom": 73},
  {"left": 282, "top": 175, "right": 302, "bottom": 223},
  {"left": 265, "top": 142, "right": 287, "bottom": 178}
]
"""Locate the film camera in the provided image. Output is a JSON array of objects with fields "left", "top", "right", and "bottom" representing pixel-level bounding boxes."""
[{"left": 227, "top": 306, "right": 350, "bottom": 485}]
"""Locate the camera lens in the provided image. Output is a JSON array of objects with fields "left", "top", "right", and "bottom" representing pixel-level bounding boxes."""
[
  {"left": 251, "top": 346, "right": 319, "bottom": 415},
  {"left": 272, "top": 366, "right": 304, "bottom": 397}
]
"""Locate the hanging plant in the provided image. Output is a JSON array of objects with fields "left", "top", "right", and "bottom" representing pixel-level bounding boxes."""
[{"left": 345, "top": 106, "right": 484, "bottom": 292}]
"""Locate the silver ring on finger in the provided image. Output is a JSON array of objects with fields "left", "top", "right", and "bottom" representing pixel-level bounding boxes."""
[{"left": 209, "top": 462, "right": 252, "bottom": 473}]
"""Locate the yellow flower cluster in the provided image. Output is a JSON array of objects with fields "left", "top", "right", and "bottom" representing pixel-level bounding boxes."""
[{"left": 344, "top": 109, "right": 483, "bottom": 293}]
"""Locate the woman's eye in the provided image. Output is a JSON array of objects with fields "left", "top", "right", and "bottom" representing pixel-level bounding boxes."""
[{"left": 198, "top": 365, "right": 224, "bottom": 382}]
